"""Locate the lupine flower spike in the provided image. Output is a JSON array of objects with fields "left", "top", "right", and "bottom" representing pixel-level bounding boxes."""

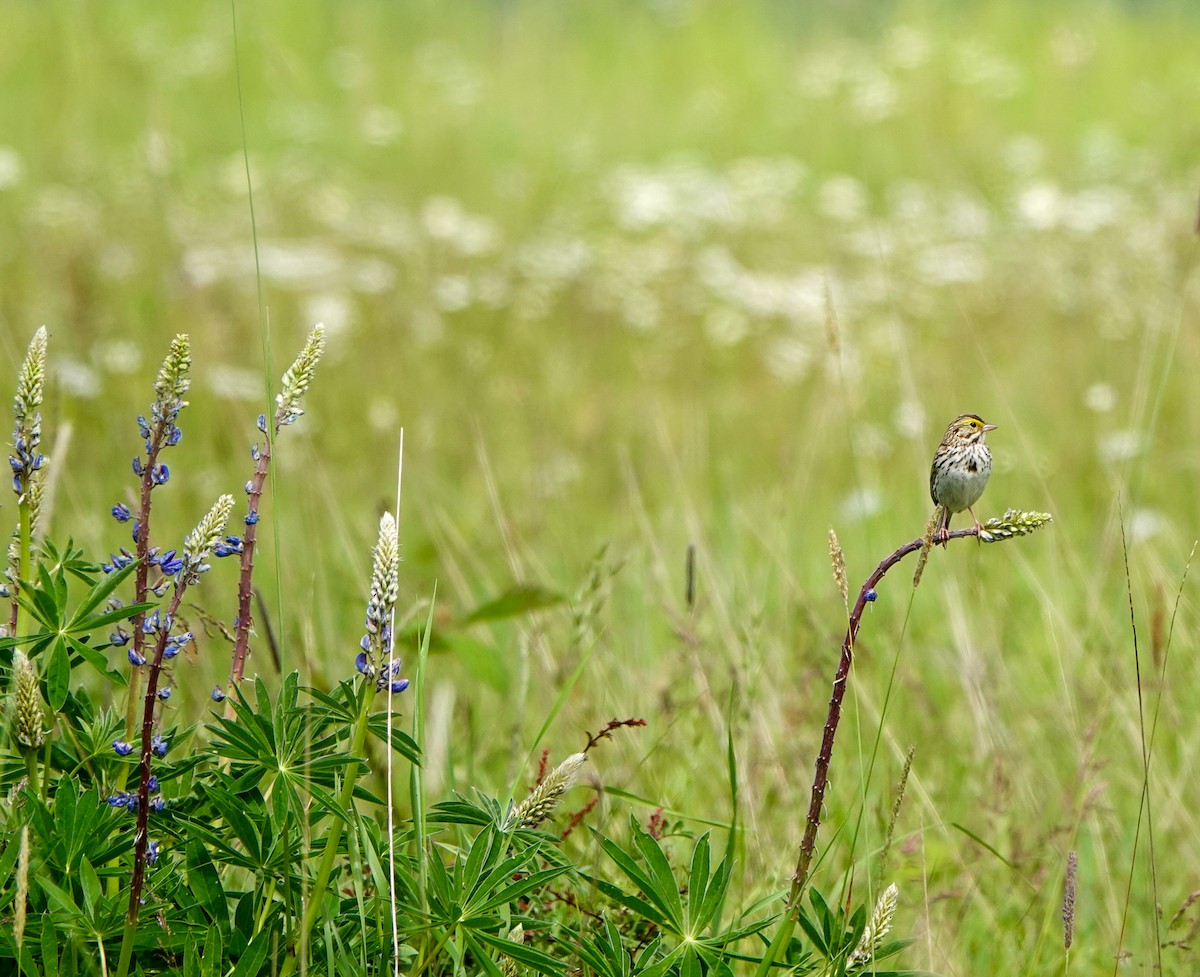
[
  {"left": 119, "top": 336, "right": 192, "bottom": 740},
  {"left": 12, "top": 651, "right": 46, "bottom": 750},
  {"left": 845, "top": 883, "right": 899, "bottom": 972},
  {"left": 357, "top": 511, "right": 408, "bottom": 694},
  {"left": 5, "top": 327, "right": 49, "bottom": 633},
  {"left": 126, "top": 495, "right": 233, "bottom": 929},
  {"left": 227, "top": 325, "right": 327, "bottom": 693},
  {"left": 506, "top": 753, "right": 588, "bottom": 831}
]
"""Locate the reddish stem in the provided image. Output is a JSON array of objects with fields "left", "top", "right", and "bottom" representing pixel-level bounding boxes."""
[
  {"left": 127, "top": 584, "right": 185, "bottom": 924},
  {"left": 787, "top": 526, "right": 981, "bottom": 910},
  {"left": 229, "top": 435, "right": 271, "bottom": 689}
]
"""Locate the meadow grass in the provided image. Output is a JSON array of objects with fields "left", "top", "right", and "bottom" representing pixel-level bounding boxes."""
[{"left": 2, "top": 0, "right": 1200, "bottom": 972}]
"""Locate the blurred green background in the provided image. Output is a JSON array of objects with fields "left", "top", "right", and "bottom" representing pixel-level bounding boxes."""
[{"left": 3, "top": 0, "right": 1200, "bottom": 971}]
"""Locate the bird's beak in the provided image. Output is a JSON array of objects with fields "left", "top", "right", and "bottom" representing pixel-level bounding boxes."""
[{"left": 983, "top": 423, "right": 997, "bottom": 432}]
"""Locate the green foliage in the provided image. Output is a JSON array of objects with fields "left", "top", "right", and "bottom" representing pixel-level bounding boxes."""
[{"left": 0, "top": 327, "right": 914, "bottom": 976}]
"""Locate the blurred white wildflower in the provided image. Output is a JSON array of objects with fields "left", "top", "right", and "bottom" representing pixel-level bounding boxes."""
[
  {"left": 764, "top": 336, "right": 813, "bottom": 382},
  {"left": 143, "top": 129, "right": 172, "bottom": 177},
  {"left": 914, "top": 242, "right": 989, "bottom": 285},
  {"left": 434, "top": 275, "right": 472, "bottom": 312},
  {"left": 1098, "top": 429, "right": 1141, "bottom": 464},
  {"left": 517, "top": 236, "right": 591, "bottom": 282},
  {"left": 206, "top": 365, "right": 262, "bottom": 402},
  {"left": 885, "top": 25, "right": 931, "bottom": 70},
  {"left": 817, "top": 175, "right": 869, "bottom": 223},
  {"left": 421, "top": 196, "right": 497, "bottom": 255},
  {"left": 367, "top": 398, "right": 399, "bottom": 433},
  {"left": 0, "top": 146, "right": 23, "bottom": 189},
  {"left": 1130, "top": 508, "right": 1166, "bottom": 544},
  {"left": 414, "top": 42, "right": 483, "bottom": 107},
  {"left": 1083, "top": 382, "right": 1116, "bottom": 413},
  {"left": 351, "top": 257, "right": 396, "bottom": 294},
  {"left": 32, "top": 186, "right": 100, "bottom": 232},
  {"left": 361, "top": 105, "right": 404, "bottom": 145},
  {"left": 1064, "top": 186, "right": 1131, "bottom": 234},
  {"left": 893, "top": 400, "right": 926, "bottom": 439},
  {"left": 54, "top": 359, "right": 100, "bottom": 399},
  {"left": 704, "top": 307, "right": 750, "bottom": 346},
  {"left": 94, "top": 339, "right": 144, "bottom": 375},
  {"left": 607, "top": 160, "right": 736, "bottom": 232},
  {"left": 1016, "top": 183, "right": 1065, "bottom": 230},
  {"left": 1003, "top": 135, "right": 1045, "bottom": 176},
  {"left": 851, "top": 69, "right": 899, "bottom": 123},
  {"left": 953, "top": 42, "right": 1021, "bottom": 97},
  {"left": 329, "top": 47, "right": 369, "bottom": 90},
  {"left": 1051, "top": 26, "right": 1095, "bottom": 68},
  {"left": 839, "top": 486, "right": 883, "bottom": 522},
  {"left": 303, "top": 293, "right": 353, "bottom": 339}
]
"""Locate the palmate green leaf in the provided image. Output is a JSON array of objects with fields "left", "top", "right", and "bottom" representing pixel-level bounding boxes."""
[
  {"left": 40, "top": 913, "right": 61, "bottom": 977},
  {"left": 65, "top": 557, "right": 141, "bottom": 624},
  {"left": 187, "top": 840, "right": 231, "bottom": 933},
  {"left": 471, "top": 865, "right": 568, "bottom": 916},
  {"left": 79, "top": 856, "right": 102, "bottom": 924},
  {"left": 796, "top": 907, "right": 828, "bottom": 956},
  {"left": 473, "top": 927, "right": 567, "bottom": 975},
  {"left": 366, "top": 712, "right": 421, "bottom": 763},
  {"left": 199, "top": 923, "right": 224, "bottom": 977},
  {"left": 203, "top": 785, "right": 266, "bottom": 863},
  {"left": 0, "top": 821, "right": 19, "bottom": 887},
  {"left": 227, "top": 932, "right": 273, "bottom": 977},
  {"left": 591, "top": 821, "right": 685, "bottom": 931},
  {"left": 63, "top": 633, "right": 126, "bottom": 685},
  {"left": 34, "top": 873, "right": 86, "bottom": 926},
  {"left": 586, "top": 875, "right": 671, "bottom": 930},
  {"left": 428, "top": 798, "right": 494, "bottom": 827},
  {"left": 45, "top": 639, "right": 70, "bottom": 710},
  {"left": 461, "top": 929, "right": 506, "bottom": 977},
  {"left": 460, "top": 824, "right": 505, "bottom": 902}
]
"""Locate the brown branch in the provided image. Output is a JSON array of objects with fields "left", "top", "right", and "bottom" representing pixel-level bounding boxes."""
[{"left": 787, "top": 525, "right": 983, "bottom": 910}]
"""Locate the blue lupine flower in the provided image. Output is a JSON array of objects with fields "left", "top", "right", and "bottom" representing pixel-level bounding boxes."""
[
  {"left": 107, "top": 792, "right": 130, "bottom": 808},
  {"left": 147, "top": 776, "right": 159, "bottom": 792},
  {"left": 132, "top": 456, "right": 145, "bottom": 476},
  {"left": 151, "top": 463, "right": 169, "bottom": 485},
  {"left": 864, "top": 589, "right": 878, "bottom": 602},
  {"left": 152, "top": 735, "right": 168, "bottom": 757},
  {"left": 110, "top": 628, "right": 130, "bottom": 646},
  {"left": 250, "top": 443, "right": 261, "bottom": 462},
  {"left": 150, "top": 796, "right": 165, "bottom": 813},
  {"left": 244, "top": 511, "right": 259, "bottom": 525},
  {"left": 244, "top": 480, "right": 254, "bottom": 494},
  {"left": 111, "top": 503, "right": 132, "bottom": 522},
  {"left": 112, "top": 740, "right": 134, "bottom": 756},
  {"left": 157, "top": 687, "right": 171, "bottom": 701},
  {"left": 137, "top": 416, "right": 151, "bottom": 439},
  {"left": 375, "top": 658, "right": 410, "bottom": 695},
  {"left": 166, "top": 425, "right": 182, "bottom": 446},
  {"left": 356, "top": 651, "right": 372, "bottom": 676},
  {"left": 214, "top": 535, "right": 243, "bottom": 557},
  {"left": 256, "top": 414, "right": 268, "bottom": 434},
  {"left": 147, "top": 841, "right": 159, "bottom": 864},
  {"left": 158, "top": 551, "right": 183, "bottom": 576},
  {"left": 211, "top": 686, "right": 226, "bottom": 702},
  {"left": 128, "top": 649, "right": 146, "bottom": 667}
]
